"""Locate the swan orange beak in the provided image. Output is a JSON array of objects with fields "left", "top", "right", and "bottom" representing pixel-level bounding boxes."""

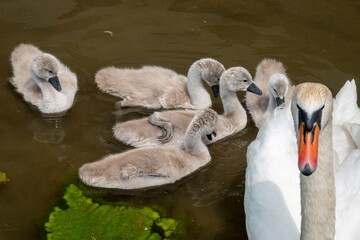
[{"left": 298, "top": 121, "right": 320, "bottom": 176}]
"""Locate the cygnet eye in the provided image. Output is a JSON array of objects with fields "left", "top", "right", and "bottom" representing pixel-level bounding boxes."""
[
  {"left": 243, "top": 79, "right": 248, "bottom": 82},
  {"left": 48, "top": 70, "right": 53, "bottom": 73}
]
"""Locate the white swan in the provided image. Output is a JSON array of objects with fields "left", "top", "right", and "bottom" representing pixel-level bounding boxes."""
[
  {"left": 95, "top": 58, "right": 225, "bottom": 109},
  {"left": 112, "top": 66, "right": 262, "bottom": 148},
  {"left": 10, "top": 43, "right": 78, "bottom": 114},
  {"left": 244, "top": 97, "right": 300, "bottom": 240},
  {"left": 79, "top": 108, "right": 218, "bottom": 189},
  {"left": 244, "top": 80, "right": 360, "bottom": 240},
  {"left": 245, "top": 58, "right": 293, "bottom": 128}
]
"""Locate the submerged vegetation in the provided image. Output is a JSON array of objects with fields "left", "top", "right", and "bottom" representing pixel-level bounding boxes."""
[{"left": 45, "top": 184, "right": 183, "bottom": 240}]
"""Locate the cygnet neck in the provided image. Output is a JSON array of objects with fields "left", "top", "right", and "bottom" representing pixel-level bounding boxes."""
[{"left": 187, "top": 64, "right": 211, "bottom": 109}]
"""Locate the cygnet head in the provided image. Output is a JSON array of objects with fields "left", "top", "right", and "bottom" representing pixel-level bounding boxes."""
[
  {"left": 190, "top": 58, "right": 225, "bottom": 97},
  {"left": 220, "top": 67, "right": 262, "bottom": 95},
  {"left": 268, "top": 73, "right": 289, "bottom": 107},
  {"left": 291, "top": 82, "right": 333, "bottom": 176},
  {"left": 30, "top": 53, "right": 62, "bottom": 92},
  {"left": 185, "top": 108, "right": 218, "bottom": 142}
]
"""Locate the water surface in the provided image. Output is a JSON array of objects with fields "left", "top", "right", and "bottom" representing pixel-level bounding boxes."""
[{"left": 0, "top": 0, "right": 359, "bottom": 239}]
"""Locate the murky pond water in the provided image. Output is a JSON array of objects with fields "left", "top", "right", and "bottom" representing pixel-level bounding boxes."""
[{"left": 1, "top": 0, "right": 360, "bottom": 239}]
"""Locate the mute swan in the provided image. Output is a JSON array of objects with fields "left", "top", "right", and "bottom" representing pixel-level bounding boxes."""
[
  {"left": 112, "top": 66, "right": 262, "bottom": 148},
  {"left": 10, "top": 43, "right": 78, "bottom": 114},
  {"left": 245, "top": 81, "right": 360, "bottom": 240},
  {"left": 79, "top": 108, "right": 218, "bottom": 189},
  {"left": 95, "top": 58, "right": 225, "bottom": 110},
  {"left": 244, "top": 96, "right": 300, "bottom": 240},
  {"left": 245, "top": 58, "right": 293, "bottom": 128}
]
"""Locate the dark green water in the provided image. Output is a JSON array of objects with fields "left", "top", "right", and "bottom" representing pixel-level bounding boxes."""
[{"left": 0, "top": 0, "right": 359, "bottom": 239}]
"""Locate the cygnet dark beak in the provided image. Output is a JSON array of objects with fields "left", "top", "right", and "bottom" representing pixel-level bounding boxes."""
[
  {"left": 49, "top": 76, "right": 62, "bottom": 92},
  {"left": 211, "top": 85, "right": 220, "bottom": 98},
  {"left": 276, "top": 97, "right": 285, "bottom": 107},
  {"left": 247, "top": 83, "right": 262, "bottom": 95},
  {"left": 206, "top": 131, "right": 217, "bottom": 141}
]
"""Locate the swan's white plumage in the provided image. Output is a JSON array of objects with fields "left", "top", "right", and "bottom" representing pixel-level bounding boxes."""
[
  {"left": 344, "top": 123, "right": 360, "bottom": 148},
  {"left": 245, "top": 80, "right": 360, "bottom": 240},
  {"left": 332, "top": 82, "right": 360, "bottom": 239},
  {"left": 332, "top": 79, "right": 360, "bottom": 167},
  {"left": 245, "top": 105, "right": 301, "bottom": 240},
  {"left": 335, "top": 147, "right": 360, "bottom": 240}
]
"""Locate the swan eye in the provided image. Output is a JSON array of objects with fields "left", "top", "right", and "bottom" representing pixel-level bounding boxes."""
[
  {"left": 273, "top": 88, "right": 277, "bottom": 93},
  {"left": 243, "top": 79, "right": 248, "bottom": 82}
]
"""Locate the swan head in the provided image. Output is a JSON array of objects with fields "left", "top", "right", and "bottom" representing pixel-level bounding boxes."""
[
  {"left": 220, "top": 67, "right": 262, "bottom": 95},
  {"left": 191, "top": 58, "right": 225, "bottom": 98},
  {"left": 268, "top": 73, "right": 289, "bottom": 108},
  {"left": 30, "top": 53, "right": 62, "bottom": 92},
  {"left": 291, "top": 82, "right": 333, "bottom": 176}
]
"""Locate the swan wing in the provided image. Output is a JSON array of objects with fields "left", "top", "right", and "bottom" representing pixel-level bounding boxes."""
[
  {"left": 244, "top": 106, "right": 300, "bottom": 239},
  {"left": 335, "top": 149, "right": 360, "bottom": 240},
  {"left": 113, "top": 110, "right": 195, "bottom": 147},
  {"left": 344, "top": 122, "right": 360, "bottom": 148},
  {"left": 334, "top": 85, "right": 360, "bottom": 239},
  {"left": 333, "top": 80, "right": 360, "bottom": 167}
]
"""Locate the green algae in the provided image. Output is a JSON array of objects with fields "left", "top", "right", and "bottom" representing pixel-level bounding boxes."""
[
  {"left": 155, "top": 218, "right": 179, "bottom": 238},
  {"left": 45, "top": 184, "right": 183, "bottom": 240},
  {"left": 0, "top": 171, "right": 9, "bottom": 183}
]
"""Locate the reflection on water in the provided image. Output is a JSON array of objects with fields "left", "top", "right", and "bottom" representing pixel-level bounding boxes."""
[
  {"left": 187, "top": 133, "right": 249, "bottom": 208},
  {"left": 29, "top": 116, "right": 65, "bottom": 144},
  {"left": 0, "top": 0, "right": 360, "bottom": 239}
]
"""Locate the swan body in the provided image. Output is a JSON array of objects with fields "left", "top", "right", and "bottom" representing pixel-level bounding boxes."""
[
  {"left": 244, "top": 102, "right": 301, "bottom": 240},
  {"left": 10, "top": 43, "right": 78, "bottom": 114},
  {"left": 245, "top": 80, "right": 360, "bottom": 240},
  {"left": 335, "top": 136, "right": 360, "bottom": 239},
  {"left": 332, "top": 80, "right": 360, "bottom": 168},
  {"left": 95, "top": 58, "right": 225, "bottom": 109},
  {"left": 113, "top": 67, "right": 262, "bottom": 147},
  {"left": 343, "top": 122, "right": 360, "bottom": 147},
  {"left": 79, "top": 109, "right": 218, "bottom": 189},
  {"left": 245, "top": 58, "right": 293, "bottom": 128}
]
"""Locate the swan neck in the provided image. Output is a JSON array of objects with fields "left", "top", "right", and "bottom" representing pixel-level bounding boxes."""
[
  {"left": 187, "top": 66, "right": 211, "bottom": 109},
  {"left": 30, "top": 71, "right": 55, "bottom": 99},
  {"left": 30, "top": 70, "right": 66, "bottom": 111},
  {"left": 182, "top": 130, "right": 208, "bottom": 156},
  {"left": 300, "top": 120, "right": 335, "bottom": 240},
  {"left": 220, "top": 86, "right": 245, "bottom": 116},
  {"left": 266, "top": 93, "right": 277, "bottom": 112}
]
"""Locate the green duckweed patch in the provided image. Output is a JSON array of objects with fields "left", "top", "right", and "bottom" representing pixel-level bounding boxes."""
[
  {"left": 45, "top": 184, "right": 183, "bottom": 240},
  {"left": 0, "top": 171, "right": 9, "bottom": 183}
]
